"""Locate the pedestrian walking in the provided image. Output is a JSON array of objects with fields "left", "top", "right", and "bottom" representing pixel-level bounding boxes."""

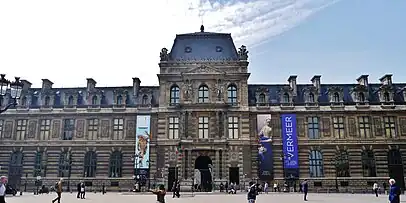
[
  {"left": 247, "top": 181, "right": 257, "bottom": 203},
  {"left": 52, "top": 178, "right": 63, "bottom": 203},
  {"left": 80, "top": 182, "right": 86, "bottom": 199},
  {"left": 151, "top": 184, "right": 166, "bottom": 203},
  {"left": 273, "top": 182, "right": 278, "bottom": 192},
  {"left": 76, "top": 181, "right": 81, "bottom": 198},
  {"left": 264, "top": 182, "right": 268, "bottom": 194},
  {"left": 301, "top": 179, "right": 309, "bottom": 201},
  {"left": 389, "top": 179, "right": 401, "bottom": 203},
  {"left": 373, "top": 182, "right": 379, "bottom": 197},
  {"left": 0, "top": 176, "right": 7, "bottom": 203}
]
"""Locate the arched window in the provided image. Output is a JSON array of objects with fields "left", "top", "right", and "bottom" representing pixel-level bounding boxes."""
[
  {"left": 384, "top": 92, "right": 390, "bottom": 102},
  {"left": 58, "top": 151, "right": 71, "bottom": 177},
  {"left": 227, "top": 85, "right": 237, "bottom": 105},
  {"left": 84, "top": 151, "right": 97, "bottom": 177},
  {"left": 91, "top": 95, "right": 98, "bottom": 105},
  {"left": 170, "top": 86, "right": 180, "bottom": 104},
  {"left": 358, "top": 92, "right": 365, "bottom": 102},
  {"left": 335, "top": 150, "right": 350, "bottom": 177},
  {"left": 142, "top": 95, "right": 149, "bottom": 105},
  {"left": 44, "top": 96, "right": 50, "bottom": 106},
  {"left": 309, "top": 150, "right": 324, "bottom": 177},
  {"left": 68, "top": 96, "right": 74, "bottom": 105},
  {"left": 308, "top": 92, "right": 315, "bottom": 103},
  {"left": 8, "top": 151, "right": 24, "bottom": 187},
  {"left": 109, "top": 151, "right": 123, "bottom": 177},
  {"left": 258, "top": 93, "right": 266, "bottom": 104},
  {"left": 333, "top": 92, "right": 340, "bottom": 103},
  {"left": 282, "top": 93, "right": 290, "bottom": 103},
  {"left": 198, "top": 85, "right": 209, "bottom": 103},
  {"left": 361, "top": 150, "right": 376, "bottom": 177},
  {"left": 34, "top": 151, "right": 47, "bottom": 177},
  {"left": 116, "top": 95, "right": 123, "bottom": 105},
  {"left": 21, "top": 96, "right": 27, "bottom": 106}
]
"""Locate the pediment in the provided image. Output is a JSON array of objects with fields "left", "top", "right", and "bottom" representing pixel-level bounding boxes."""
[
  {"left": 351, "top": 84, "right": 368, "bottom": 93},
  {"left": 182, "top": 65, "right": 226, "bottom": 75}
]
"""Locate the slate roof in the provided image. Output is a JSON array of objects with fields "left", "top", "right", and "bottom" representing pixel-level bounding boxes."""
[{"left": 168, "top": 26, "right": 239, "bottom": 61}]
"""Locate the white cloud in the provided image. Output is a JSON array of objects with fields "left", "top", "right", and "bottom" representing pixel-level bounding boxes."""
[{"left": 0, "top": 0, "right": 339, "bottom": 87}]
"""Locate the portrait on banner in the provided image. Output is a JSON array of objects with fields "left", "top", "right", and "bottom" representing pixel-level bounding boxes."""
[{"left": 257, "top": 114, "right": 274, "bottom": 179}]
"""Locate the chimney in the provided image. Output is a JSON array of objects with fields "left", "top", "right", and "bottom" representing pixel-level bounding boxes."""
[
  {"left": 287, "top": 75, "right": 297, "bottom": 96},
  {"left": 379, "top": 74, "right": 392, "bottom": 86},
  {"left": 132, "top": 77, "right": 141, "bottom": 97},
  {"left": 311, "top": 75, "right": 321, "bottom": 93},
  {"left": 20, "top": 80, "right": 32, "bottom": 91},
  {"left": 41, "top": 79, "right": 53, "bottom": 90},
  {"left": 86, "top": 78, "right": 97, "bottom": 91},
  {"left": 356, "top": 75, "right": 369, "bottom": 86}
]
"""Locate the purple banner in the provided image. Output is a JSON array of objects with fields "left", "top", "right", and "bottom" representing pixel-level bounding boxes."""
[
  {"left": 281, "top": 114, "right": 299, "bottom": 169},
  {"left": 257, "top": 114, "right": 273, "bottom": 180}
]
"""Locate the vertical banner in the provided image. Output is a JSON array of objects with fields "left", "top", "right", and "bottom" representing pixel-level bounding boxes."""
[
  {"left": 281, "top": 114, "right": 299, "bottom": 170},
  {"left": 257, "top": 114, "right": 273, "bottom": 180},
  {"left": 135, "top": 115, "right": 151, "bottom": 171}
]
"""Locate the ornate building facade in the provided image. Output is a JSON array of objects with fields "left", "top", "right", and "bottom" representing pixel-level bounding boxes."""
[{"left": 0, "top": 26, "right": 405, "bottom": 192}]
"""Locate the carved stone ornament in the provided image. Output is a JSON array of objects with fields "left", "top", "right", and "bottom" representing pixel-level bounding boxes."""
[
  {"left": 183, "top": 80, "right": 194, "bottom": 100},
  {"left": 238, "top": 45, "right": 248, "bottom": 60},
  {"left": 213, "top": 80, "right": 224, "bottom": 101},
  {"left": 160, "top": 47, "right": 169, "bottom": 61}
]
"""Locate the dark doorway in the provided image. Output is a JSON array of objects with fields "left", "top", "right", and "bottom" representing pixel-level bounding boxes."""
[
  {"left": 167, "top": 167, "right": 177, "bottom": 192},
  {"left": 388, "top": 149, "right": 405, "bottom": 189},
  {"left": 229, "top": 167, "right": 239, "bottom": 184},
  {"left": 8, "top": 151, "right": 24, "bottom": 188},
  {"left": 194, "top": 156, "right": 213, "bottom": 192}
]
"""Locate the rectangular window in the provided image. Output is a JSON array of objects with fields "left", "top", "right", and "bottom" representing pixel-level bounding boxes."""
[
  {"left": 63, "top": 119, "right": 75, "bottom": 140},
  {"left": 39, "top": 119, "right": 51, "bottom": 140},
  {"left": 228, "top": 116, "right": 239, "bottom": 139},
  {"left": 333, "top": 117, "right": 345, "bottom": 138},
  {"left": 383, "top": 116, "right": 396, "bottom": 137},
  {"left": 0, "top": 120, "right": 3, "bottom": 139},
  {"left": 358, "top": 116, "right": 371, "bottom": 138},
  {"left": 16, "top": 119, "right": 28, "bottom": 140},
  {"left": 113, "top": 118, "right": 124, "bottom": 140},
  {"left": 198, "top": 117, "right": 209, "bottom": 139},
  {"left": 307, "top": 117, "right": 320, "bottom": 139},
  {"left": 87, "top": 119, "right": 99, "bottom": 140},
  {"left": 168, "top": 117, "right": 179, "bottom": 139}
]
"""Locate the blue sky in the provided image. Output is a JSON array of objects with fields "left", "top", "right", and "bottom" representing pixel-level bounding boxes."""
[
  {"left": 249, "top": 0, "right": 406, "bottom": 85},
  {"left": 0, "top": 0, "right": 405, "bottom": 87}
]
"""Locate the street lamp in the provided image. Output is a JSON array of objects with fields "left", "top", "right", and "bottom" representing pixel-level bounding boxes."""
[
  {"left": 330, "top": 157, "right": 339, "bottom": 192},
  {"left": 0, "top": 74, "right": 23, "bottom": 114}
]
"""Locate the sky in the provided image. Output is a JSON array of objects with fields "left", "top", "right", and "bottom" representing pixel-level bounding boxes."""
[{"left": 0, "top": 0, "right": 405, "bottom": 88}]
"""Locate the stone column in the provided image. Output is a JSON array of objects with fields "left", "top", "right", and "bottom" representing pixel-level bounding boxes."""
[
  {"left": 215, "top": 150, "right": 220, "bottom": 180},
  {"left": 186, "top": 112, "right": 191, "bottom": 139},
  {"left": 216, "top": 112, "right": 220, "bottom": 138}
]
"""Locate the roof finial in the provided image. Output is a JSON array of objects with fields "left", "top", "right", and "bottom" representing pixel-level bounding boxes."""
[{"left": 200, "top": 17, "right": 204, "bottom": 32}]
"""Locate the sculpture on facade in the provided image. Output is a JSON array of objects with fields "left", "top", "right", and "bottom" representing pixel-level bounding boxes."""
[
  {"left": 183, "top": 80, "right": 193, "bottom": 100},
  {"left": 160, "top": 48, "right": 169, "bottom": 61},
  {"left": 238, "top": 45, "right": 248, "bottom": 61},
  {"left": 214, "top": 80, "right": 223, "bottom": 101}
]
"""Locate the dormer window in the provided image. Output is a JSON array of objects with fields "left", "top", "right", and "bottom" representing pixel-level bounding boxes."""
[
  {"left": 184, "top": 47, "right": 192, "bottom": 53},
  {"left": 142, "top": 95, "right": 149, "bottom": 105},
  {"left": 21, "top": 96, "right": 27, "bottom": 106},
  {"left": 116, "top": 95, "right": 123, "bottom": 105},
  {"left": 216, "top": 46, "right": 223, "bottom": 52},
  {"left": 282, "top": 93, "right": 290, "bottom": 103},
  {"left": 358, "top": 92, "right": 365, "bottom": 102},
  {"left": 308, "top": 93, "right": 315, "bottom": 103},
  {"left": 91, "top": 95, "right": 98, "bottom": 105},
  {"left": 333, "top": 92, "right": 340, "bottom": 103},
  {"left": 68, "top": 96, "right": 74, "bottom": 105},
  {"left": 44, "top": 96, "right": 50, "bottom": 106},
  {"left": 258, "top": 93, "right": 266, "bottom": 104},
  {"left": 384, "top": 92, "right": 390, "bottom": 102}
]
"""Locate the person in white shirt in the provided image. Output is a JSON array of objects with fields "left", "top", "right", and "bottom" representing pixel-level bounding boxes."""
[
  {"left": 373, "top": 182, "right": 379, "bottom": 197},
  {"left": 0, "top": 176, "right": 7, "bottom": 203}
]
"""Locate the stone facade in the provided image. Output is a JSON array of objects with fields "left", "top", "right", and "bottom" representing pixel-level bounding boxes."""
[{"left": 0, "top": 27, "right": 406, "bottom": 193}]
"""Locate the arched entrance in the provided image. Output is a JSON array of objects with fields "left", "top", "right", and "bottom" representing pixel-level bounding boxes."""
[
  {"left": 388, "top": 149, "right": 405, "bottom": 189},
  {"left": 194, "top": 156, "right": 213, "bottom": 192}
]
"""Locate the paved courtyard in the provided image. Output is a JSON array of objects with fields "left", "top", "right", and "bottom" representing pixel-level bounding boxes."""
[{"left": 4, "top": 192, "right": 391, "bottom": 203}]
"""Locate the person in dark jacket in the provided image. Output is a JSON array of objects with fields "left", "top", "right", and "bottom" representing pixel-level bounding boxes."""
[
  {"left": 302, "top": 179, "right": 309, "bottom": 201},
  {"left": 389, "top": 179, "right": 401, "bottom": 203},
  {"left": 151, "top": 184, "right": 166, "bottom": 203},
  {"left": 76, "top": 181, "right": 81, "bottom": 198},
  {"left": 247, "top": 181, "right": 257, "bottom": 203}
]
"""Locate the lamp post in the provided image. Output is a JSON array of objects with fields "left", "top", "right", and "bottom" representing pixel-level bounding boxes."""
[
  {"left": 0, "top": 74, "right": 23, "bottom": 114},
  {"left": 330, "top": 158, "right": 339, "bottom": 192}
]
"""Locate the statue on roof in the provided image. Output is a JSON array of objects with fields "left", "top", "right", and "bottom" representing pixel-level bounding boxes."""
[
  {"left": 160, "top": 48, "right": 169, "bottom": 61},
  {"left": 238, "top": 45, "right": 248, "bottom": 61}
]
